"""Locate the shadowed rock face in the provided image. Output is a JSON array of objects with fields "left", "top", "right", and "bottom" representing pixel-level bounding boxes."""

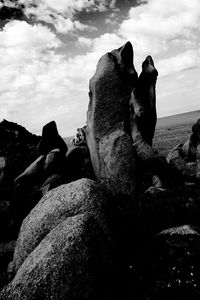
[
  {"left": 143, "top": 225, "right": 200, "bottom": 299},
  {"left": 86, "top": 41, "right": 138, "bottom": 195},
  {"left": 130, "top": 55, "right": 158, "bottom": 146},
  {"left": 167, "top": 118, "right": 200, "bottom": 182},
  {"left": 37, "top": 121, "right": 68, "bottom": 155}
]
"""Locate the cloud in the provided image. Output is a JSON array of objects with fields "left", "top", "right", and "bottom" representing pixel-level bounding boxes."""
[
  {"left": 118, "top": 0, "right": 200, "bottom": 57},
  {"left": 0, "top": 0, "right": 199, "bottom": 136},
  {"left": 0, "top": 20, "right": 89, "bottom": 135},
  {"left": 16, "top": 0, "right": 116, "bottom": 33},
  {"left": 76, "top": 0, "right": 200, "bottom": 72}
]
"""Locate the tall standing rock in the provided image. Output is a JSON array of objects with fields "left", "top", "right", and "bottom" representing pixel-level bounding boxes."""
[
  {"left": 130, "top": 55, "right": 158, "bottom": 146},
  {"left": 86, "top": 41, "right": 138, "bottom": 196}
]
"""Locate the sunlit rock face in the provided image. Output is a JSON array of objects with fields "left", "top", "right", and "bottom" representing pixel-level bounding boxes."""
[
  {"left": 143, "top": 225, "right": 200, "bottom": 299},
  {"left": 86, "top": 41, "right": 138, "bottom": 196}
]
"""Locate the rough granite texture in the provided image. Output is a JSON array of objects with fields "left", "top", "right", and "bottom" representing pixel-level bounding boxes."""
[
  {"left": 0, "top": 213, "right": 112, "bottom": 300},
  {"left": 12, "top": 178, "right": 110, "bottom": 273},
  {"left": 98, "top": 124, "right": 136, "bottom": 196}
]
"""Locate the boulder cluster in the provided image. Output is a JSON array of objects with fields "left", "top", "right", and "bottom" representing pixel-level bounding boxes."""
[{"left": 0, "top": 41, "right": 200, "bottom": 299}]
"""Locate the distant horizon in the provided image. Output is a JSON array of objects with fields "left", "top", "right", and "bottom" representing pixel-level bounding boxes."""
[{"left": 1, "top": 108, "right": 199, "bottom": 138}]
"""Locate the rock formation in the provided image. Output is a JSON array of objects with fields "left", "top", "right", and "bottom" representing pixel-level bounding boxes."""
[
  {"left": 86, "top": 41, "right": 138, "bottom": 196},
  {"left": 1, "top": 41, "right": 200, "bottom": 300},
  {"left": 130, "top": 55, "right": 158, "bottom": 146},
  {"left": 72, "top": 126, "right": 87, "bottom": 147},
  {"left": 167, "top": 118, "right": 200, "bottom": 182}
]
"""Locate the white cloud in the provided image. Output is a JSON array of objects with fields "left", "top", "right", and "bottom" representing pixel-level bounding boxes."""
[
  {"left": 118, "top": 0, "right": 200, "bottom": 57},
  {"left": 0, "top": 20, "right": 89, "bottom": 135}
]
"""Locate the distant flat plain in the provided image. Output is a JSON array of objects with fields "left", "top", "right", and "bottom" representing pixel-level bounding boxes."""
[
  {"left": 64, "top": 110, "right": 200, "bottom": 158},
  {"left": 154, "top": 110, "right": 200, "bottom": 157}
]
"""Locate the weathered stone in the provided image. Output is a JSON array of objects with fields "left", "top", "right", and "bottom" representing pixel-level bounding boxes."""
[
  {"left": 39, "top": 173, "right": 64, "bottom": 197},
  {"left": 0, "top": 241, "right": 16, "bottom": 290},
  {"left": 167, "top": 143, "right": 187, "bottom": 175},
  {"left": 43, "top": 148, "right": 66, "bottom": 177},
  {"left": 182, "top": 139, "right": 190, "bottom": 158},
  {"left": 37, "top": 121, "right": 68, "bottom": 155},
  {"left": 14, "top": 155, "right": 45, "bottom": 187},
  {"left": 0, "top": 213, "right": 112, "bottom": 300},
  {"left": 72, "top": 126, "right": 87, "bottom": 147},
  {"left": 143, "top": 225, "right": 200, "bottom": 299},
  {"left": 12, "top": 178, "right": 109, "bottom": 273},
  {"left": 86, "top": 41, "right": 137, "bottom": 195},
  {"left": 98, "top": 123, "right": 136, "bottom": 196},
  {"left": 130, "top": 55, "right": 158, "bottom": 146}
]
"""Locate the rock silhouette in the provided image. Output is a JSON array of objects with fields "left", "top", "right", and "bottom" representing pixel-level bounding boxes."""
[
  {"left": 130, "top": 55, "right": 158, "bottom": 147},
  {"left": 37, "top": 121, "right": 68, "bottom": 155}
]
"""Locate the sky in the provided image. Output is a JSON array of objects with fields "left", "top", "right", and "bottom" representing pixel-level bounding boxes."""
[{"left": 0, "top": 0, "right": 199, "bottom": 137}]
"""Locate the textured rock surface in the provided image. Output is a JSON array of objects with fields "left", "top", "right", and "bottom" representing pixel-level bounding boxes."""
[
  {"left": 167, "top": 119, "right": 200, "bottom": 181},
  {"left": 12, "top": 178, "right": 108, "bottom": 273},
  {"left": 86, "top": 41, "right": 137, "bottom": 194},
  {"left": 0, "top": 120, "right": 40, "bottom": 187},
  {"left": 43, "top": 148, "right": 65, "bottom": 177},
  {"left": 14, "top": 155, "right": 45, "bottom": 187},
  {"left": 0, "top": 214, "right": 112, "bottom": 300},
  {"left": 0, "top": 241, "right": 15, "bottom": 291},
  {"left": 98, "top": 123, "right": 136, "bottom": 195},
  {"left": 72, "top": 126, "right": 87, "bottom": 147}
]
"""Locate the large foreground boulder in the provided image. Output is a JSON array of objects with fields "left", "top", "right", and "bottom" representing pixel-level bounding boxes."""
[
  {"left": 86, "top": 41, "right": 138, "bottom": 195},
  {"left": 0, "top": 213, "right": 112, "bottom": 300},
  {"left": 12, "top": 178, "right": 109, "bottom": 273}
]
